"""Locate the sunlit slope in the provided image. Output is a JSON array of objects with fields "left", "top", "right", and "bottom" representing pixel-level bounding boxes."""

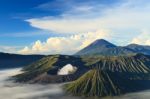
[
  {"left": 14, "top": 55, "right": 86, "bottom": 82},
  {"left": 65, "top": 69, "right": 122, "bottom": 97},
  {"left": 65, "top": 68, "right": 150, "bottom": 97},
  {"left": 83, "top": 54, "right": 150, "bottom": 73}
]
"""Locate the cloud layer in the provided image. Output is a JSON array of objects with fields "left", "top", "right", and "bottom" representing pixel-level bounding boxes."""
[
  {"left": 1, "top": 68, "right": 150, "bottom": 99},
  {"left": 26, "top": 0, "right": 150, "bottom": 34},
  {"left": 131, "top": 30, "right": 150, "bottom": 45},
  {"left": 0, "top": 68, "right": 83, "bottom": 99},
  {"left": 18, "top": 30, "right": 109, "bottom": 54}
]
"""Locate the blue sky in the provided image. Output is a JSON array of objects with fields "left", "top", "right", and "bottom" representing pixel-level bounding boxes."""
[
  {"left": 0, "top": 0, "right": 150, "bottom": 54},
  {"left": 0, "top": 0, "right": 118, "bottom": 45},
  {"left": 0, "top": 0, "right": 58, "bottom": 45}
]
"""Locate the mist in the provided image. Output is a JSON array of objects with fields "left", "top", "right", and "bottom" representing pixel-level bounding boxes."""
[
  {"left": 0, "top": 68, "right": 82, "bottom": 99},
  {"left": 0, "top": 68, "right": 150, "bottom": 99}
]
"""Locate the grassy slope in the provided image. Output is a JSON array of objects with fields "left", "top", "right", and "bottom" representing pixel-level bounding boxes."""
[
  {"left": 65, "top": 68, "right": 150, "bottom": 97},
  {"left": 14, "top": 55, "right": 59, "bottom": 82},
  {"left": 14, "top": 55, "right": 87, "bottom": 82},
  {"left": 65, "top": 69, "right": 121, "bottom": 97},
  {"left": 65, "top": 54, "right": 150, "bottom": 97}
]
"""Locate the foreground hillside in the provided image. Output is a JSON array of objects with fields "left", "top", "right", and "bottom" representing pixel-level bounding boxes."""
[
  {"left": 65, "top": 68, "right": 150, "bottom": 97},
  {"left": 0, "top": 52, "right": 45, "bottom": 69},
  {"left": 14, "top": 55, "right": 88, "bottom": 83},
  {"left": 13, "top": 52, "right": 150, "bottom": 97},
  {"left": 64, "top": 54, "right": 150, "bottom": 97}
]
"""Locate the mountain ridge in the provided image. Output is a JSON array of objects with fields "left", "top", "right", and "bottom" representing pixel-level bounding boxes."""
[
  {"left": 14, "top": 54, "right": 150, "bottom": 83},
  {"left": 0, "top": 52, "right": 45, "bottom": 69},
  {"left": 75, "top": 39, "right": 150, "bottom": 56},
  {"left": 126, "top": 43, "right": 150, "bottom": 55}
]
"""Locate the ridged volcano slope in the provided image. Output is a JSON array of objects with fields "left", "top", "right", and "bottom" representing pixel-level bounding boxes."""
[
  {"left": 65, "top": 69, "right": 121, "bottom": 97},
  {"left": 88, "top": 54, "right": 150, "bottom": 73},
  {"left": 65, "top": 68, "right": 150, "bottom": 97}
]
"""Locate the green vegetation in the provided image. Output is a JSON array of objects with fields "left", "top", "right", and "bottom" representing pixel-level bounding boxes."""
[
  {"left": 64, "top": 54, "right": 150, "bottom": 97},
  {"left": 65, "top": 69, "right": 121, "bottom": 97},
  {"left": 14, "top": 55, "right": 62, "bottom": 82},
  {"left": 14, "top": 55, "right": 86, "bottom": 82},
  {"left": 64, "top": 66, "right": 150, "bottom": 97}
]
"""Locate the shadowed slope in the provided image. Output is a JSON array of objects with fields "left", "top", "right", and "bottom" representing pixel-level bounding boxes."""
[
  {"left": 75, "top": 39, "right": 136, "bottom": 56},
  {"left": 75, "top": 39, "right": 150, "bottom": 56},
  {"left": 126, "top": 44, "right": 150, "bottom": 55},
  {"left": 0, "top": 52, "right": 44, "bottom": 69}
]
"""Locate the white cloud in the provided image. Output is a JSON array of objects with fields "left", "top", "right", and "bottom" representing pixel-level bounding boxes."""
[
  {"left": 26, "top": 0, "right": 150, "bottom": 34},
  {"left": 131, "top": 30, "right": 150, "bottom": 45},
  {"left": 0, "top": 31, "right": 50, "bottom": 37},
  {"left": 18, "top": 29, "right": 110, "bottom": 54},
  {"left": 0, "top": 46, "right": 23, "bottom": 53},
  {"left": 26, "top": 18, "right": 102, "bottom": 34},
  {"left": 0, "top": 68, "right": 79, "bottom": 99}
]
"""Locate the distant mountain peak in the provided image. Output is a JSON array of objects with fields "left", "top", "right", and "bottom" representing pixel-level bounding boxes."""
[
  {"left": 127, "top": 43, "right": 142, "bottom": 46},
  {"left": 92, "top": 39, "right": 108, "bottom": 44},
  {"left": 75, "top": 39, "right": 117, "bottom": 55},
  {"left": 126, "top": 43, "right": 150, "bottom": 55},
  {"left": 75, "top": 39, "right": 150, "bottom": 56},
  {"left": 90, "top": 39, "right": 116, "bottom": 47}
]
